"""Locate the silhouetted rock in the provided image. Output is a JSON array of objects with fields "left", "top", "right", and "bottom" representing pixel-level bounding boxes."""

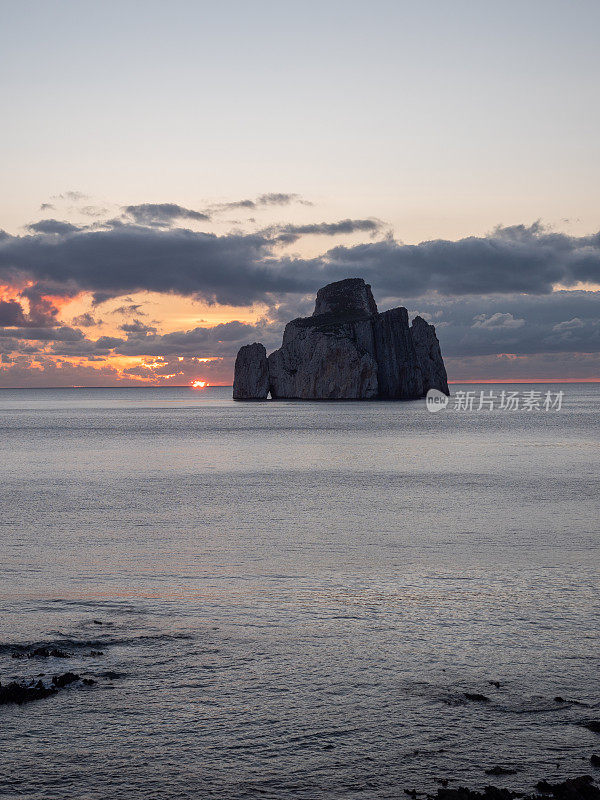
[
  {"left": 235, "top": 278, "right": 449, "bottom": 400},
  {"left": 464, "top": 692, "right": 491, "bottom": 702},
  {"left": 535, "top": 776, "right": 599, "bottom": 800},
  {"left": 590, "top": 756, "right": 600, "bottom": 769},
  {"left": 432, "top": 776, "right": 599, "bottom": 800},
  {"left": 268, "top": 317, "right": 378, "bottom": 399},
  {"left": 0, "top": 680, "right": 57, "bottom": 705},
  {"left": 313, "top": 277, "right": 378, "bottom": 317},
  {"left": 583, "top": 722, "right": 600, "bottom": 734},
  {"left": 233, "top": 343, "right": 269, "bottom": 400},
  {"left": 29, "top": 646, "right": 70, "bottom": 658},
  {"left": 411, "top": 315, "right": 449, "bottom": 395},
  {"left": 52, "top": 672, "right": 79, "bottom": 688},
  {"left": 372, "top": 307, "right": 423, "bottom": 398}
]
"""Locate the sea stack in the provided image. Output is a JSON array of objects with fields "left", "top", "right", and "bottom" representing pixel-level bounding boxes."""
[{"left": 233, "top": 278, "right": 449, "bottom": 400}]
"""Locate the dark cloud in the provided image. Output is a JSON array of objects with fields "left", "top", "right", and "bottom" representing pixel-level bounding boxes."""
[
  {"left": 1, "top": 222, "right": 598, "bottom": 311},
  {"left": 317, "top": 225, "right": 600, "bottom": 297},
  {"left": 119, "top": 318, "right": 157, "bottom": 334},
  {"left": 19, "top": 284, "right": 63, "bottom": 326},
  {"left": 27, "top": 219, "right": 81, "bottom": 235},
  {"left": 403, "top": 291, "right": 600, "bottom": 357},
  {"left": 111, "top": 302, "right": 146, "bottom": 316},
  {"left": 72, "top": 312, "right": 101, "bottom": 327},
  {"left": 39, "top": 203, "right": 55, "bottom": 211},
  {"left": 114, "top": 320, "right": 269, "bottom": 358},
  {"left": 210, "top": 193, "right": 312, "bottom": 213},
  {"left": 0, "top": 325, "right": 85, "bottom": 342},
  {"left": 122, "top": 204, "right": 210, "bottom": 227},
  {"left": 0, "top": 300, "right": 28, "bottom": 326},
  {"left": 257, "top": 193, "right": 311, "bottom": 207},
  {"left": 0, "top": 225, "right": 295, "bottom": 305},
  {"left": 0, "top": 288, "right": 63, "bottom": 329},
  {"left": 267, "top": 218, "right": 383, "bottom": 244}
]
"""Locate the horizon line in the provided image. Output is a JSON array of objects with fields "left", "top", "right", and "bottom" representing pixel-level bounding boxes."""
[{"left": 0, "top": 379, "right": 599, "bottom": 390}]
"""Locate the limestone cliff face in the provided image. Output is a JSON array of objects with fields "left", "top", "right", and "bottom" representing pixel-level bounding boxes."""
[
  {"left": 232, "top": 343, "right": 269, "bottom": 400},
  {"left": 372, "top": 307, "right": 424, "bottom": 399},
  {"left": 313, "top": 277, "right": 379, "bottom": 318},
  {"left": 268, "top": 319, "right": 378, "bottom": 400},
  {"left": 410, "top": 316, "right": 449, "bottom": 395},
  {"left": 233, "top": 278, "right": 449, "bottom": 400}
]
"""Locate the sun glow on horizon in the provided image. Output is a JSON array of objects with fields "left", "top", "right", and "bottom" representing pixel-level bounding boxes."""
[{"left": 191, "top": 380, "right": 208, "bottom": 388}]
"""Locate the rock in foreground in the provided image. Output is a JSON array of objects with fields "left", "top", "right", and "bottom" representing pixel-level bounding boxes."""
[
  {"left": 233, "top": 278, "right": 449, "bottom": 400},
  {"left": 432, "top": 776, "right": 599, "bottom": 800}
]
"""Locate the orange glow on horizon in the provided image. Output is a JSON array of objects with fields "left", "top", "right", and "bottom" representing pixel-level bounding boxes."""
[
  {"left": 191, "top": 380, "right": 208, "bottom": 388},
  {"left": 449, "top": 378, "right": 600, "bottom": 384}
]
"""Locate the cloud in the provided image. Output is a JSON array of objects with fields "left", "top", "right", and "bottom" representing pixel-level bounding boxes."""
[
  {"left": 122, "top": 203, "right": 210, "bottom": 227},
  {"left": 119, "top": 318, "right": 157, "bottom": 334},
  {"left": 72, "top": 312, "right": 101, "bottom": 327},
  {"left": 3, "top": 207, "right": 600, "bottom": 383},
  {"left": 0, "top": 300, "right": 28, "bottom": 326},
  {"left": 472, "top": 312, "right": 525, "bottom": 329},
  {"left": 405, "top": 291, "right": 600, "bottom": 357},
  {"left": 1, "top": 222, "right": 598, "bottom": 312},
  {"left": 0, "top": 325, "right": 85, "bottom": 341},
  {"left": 2, "top": 287, "right": 600, "bottom": 384},
  {"left": 111, "top": 302, "right": 146, "bottom": 316},
  {"left": 50, "top": 191, "right": 89, "bottom": 201},
  {"left": 552, "top": 317, "right": 584, "bottom": 332},
  {"left": 0, "top": 357, "right": 138, "bottom": 388},
  {"left": 266, "top": 218, "right": 383, "bottom": 244},
  {"left": 211, "top": 193, "right": 312, "bottom": 213},
  {"left": 0, "top": 225, "right": 292, "bottom": 306},
  {"left": 257, "top": 193, "right": 311, "bottom": 206},
  {"left": 27, "top": 219, "right": 81, "bottom": 235},
  {"left": 114, "top": 320, "right": 272, "bottom": 358}
]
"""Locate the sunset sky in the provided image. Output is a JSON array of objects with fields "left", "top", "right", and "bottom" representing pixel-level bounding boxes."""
[{"left": 1, "top": 0, "right": 599, "bottom": 387}]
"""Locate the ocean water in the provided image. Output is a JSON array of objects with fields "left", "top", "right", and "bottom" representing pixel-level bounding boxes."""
[{"left": 0, "top": 384, "right": 598, "bottom": 800}]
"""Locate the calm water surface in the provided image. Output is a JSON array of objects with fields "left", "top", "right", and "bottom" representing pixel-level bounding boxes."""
[{"left": 0, "top": 385, "right": 598, "bottom": 799}]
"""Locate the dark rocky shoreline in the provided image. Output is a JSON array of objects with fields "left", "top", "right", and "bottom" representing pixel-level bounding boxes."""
[
  {"left": 2, "top": 635, "right": 599, "bottom": 800},
  {"left": 0, "top": 635, "right": 121, "bottom": 706},
  {"left": 425, "top": 775, "right": 600, "bottom": 800}
]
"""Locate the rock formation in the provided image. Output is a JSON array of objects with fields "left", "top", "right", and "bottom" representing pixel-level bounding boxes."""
[
  {"left": 233, "top": 278, "right": 449, "bottom": 400},
  {"left": 232, "top": 343, "right": 269, "bottom": 400}
]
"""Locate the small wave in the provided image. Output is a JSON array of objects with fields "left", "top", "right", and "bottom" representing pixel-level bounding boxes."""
[{"left": 0, "top": 632, "right": 194, "bottom": 656}]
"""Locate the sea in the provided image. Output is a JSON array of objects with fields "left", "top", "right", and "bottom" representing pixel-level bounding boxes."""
[{"left": 0, "top": 384, "right": 598, "bottom": 800}]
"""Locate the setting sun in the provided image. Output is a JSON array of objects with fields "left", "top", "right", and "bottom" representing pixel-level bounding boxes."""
[{"left": 191, "top": 380, "right": 208, "bottom": 388}]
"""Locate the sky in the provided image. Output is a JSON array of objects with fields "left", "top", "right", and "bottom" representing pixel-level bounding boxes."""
[{"left": 1, "top": 0, "right": 599, "bottom": 387}]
